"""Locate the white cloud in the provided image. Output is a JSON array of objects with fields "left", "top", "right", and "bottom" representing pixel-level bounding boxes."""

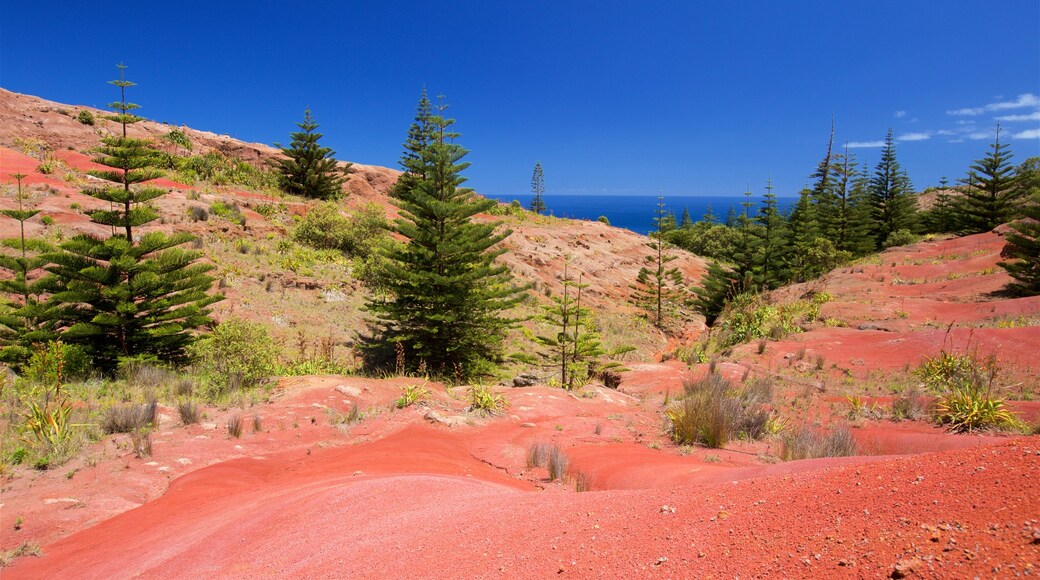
[
  {"left": 996, "top": 111, "right": 1040, "bottom": 122},
  {"left": 936, "top": 130, "right": 956, "bottom": 136},
  {"left": 894, "top": 110, "right": 907, "bottom": 118},
  {"left": 847, "top": 140, "right": 886, "bottom": 148},
  {"left": 947, "top": 93, "right": 1040, "bottom": 116},
  {"left": 897, "top": 132, "right": 931, "bottom": 142},
  {"left": 1012, "top": 128, "right": 1040, "bottom": 139},
  {"left": 968, "top": 131, "right": 993, "bottom": 140}
]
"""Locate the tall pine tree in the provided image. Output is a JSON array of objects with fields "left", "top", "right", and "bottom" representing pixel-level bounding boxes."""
[
  {"left": 997, "top": 192, "right": 1040, "bottom": 295},
  {"left": 867, "top": 130, "right": 918, "bottom": 248},
  {"left": 47, "top": 65, "right": 221, "bottom": 371},
  {"left": 529, "top": 161, "right": 547, "bottom": 215},
  {"left": 631, "top": 196, "right": 687, "bottom": 329},
  {"left": 953, "top": 128, "right": 1023, "bottom": 234},
  {"left": 365, "top": 94, "right": 528, "bottom": 379},
  {"left": 752, "top": 178, "right": 788, "bottom": 288},
  {"left": 275, "top": 109, "right": 349, "bottom": 200},
  {"left": 0, "top": 174, "right": 61, "bottom": 366}
]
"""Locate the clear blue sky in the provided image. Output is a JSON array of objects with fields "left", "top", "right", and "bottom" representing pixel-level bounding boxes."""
[{"left": 2, "top": 1, "right": 1038, "bottom": 198}]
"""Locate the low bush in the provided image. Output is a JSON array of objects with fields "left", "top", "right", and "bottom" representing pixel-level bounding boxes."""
[
  {"left": 292, "top": 201, "right": 389, "bottom": 258},
  {"left": 189, "top": 318, "right": 279, "bottom": 395},
  {"left": 781, "top": 423, "right": 858, "bottom": 460},
  {"left": 76, "top": 110, "right": 95, "bottom": 125}
]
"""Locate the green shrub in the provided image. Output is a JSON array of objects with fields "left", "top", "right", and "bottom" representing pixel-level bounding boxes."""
[
  {"left": 209, "top": 200, "right": 245, "bottom": 226},
  {"left": 36, "top": 160, "right": 55, "bottom": 175},
  {"left": 883, "top": 229, "right": 920, "bottom": 248},
  {"left": 934, "top": 385, "right": 1016, "bottom": 432},
  {"left": 24, "top": 341, "right": 92, "bottom": 386},
  {"left": 597, "top": 215, "right": 610, "bottom": 225},
  {"left": 292, "top": 201, "right": 388, "bottom": 257},
  {"left": 189, "top": 318, "right": 279, "bottom": 394},
  {"left": 76, "top": 110, "right": 95, "bottom": 125},
  {"left": 40, "top": 216, "right": 55, "bottom": 226}
]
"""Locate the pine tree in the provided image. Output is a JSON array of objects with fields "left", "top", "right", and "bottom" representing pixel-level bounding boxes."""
[
  {"left": 752, "top": 178, "right": 788, "bottom": 288},
  {"left": 529, "top": 161, "right": 547, "bottom": 215},
  {"left": 365, "top": 95, "right": 527, "bottom": 379},
  {"left": 867, "top": 130, "right": 918, "bottom": 248},
  {"left": 46, "top": 65, "right": 221, "bottom": 371},
  {"left": 953, "top": 128, "right": 1023, "bottom": 234},
  {"left": 997, "top": 193, "right": 1040, "bottom": 295},
  {"left": 534, "top": 264, "right": 625, "bottom": 389},
  {"left": 631, "top": 196, "right": 687, "bottom": 329},
  {"left": 730, "top": 187, "right": 760, "bottom": 282},
  {"left": 391, "top": 88, "right": 435, "bottom": 201},
  {"left": 691, "top": 260, "right": 744, "bottom": 327},
  {"left": 810, "top": 118, "right": 840, "bottom": 240},
  {"left": 679, "top": 207, "right": 693, "bottom": 229},
  {"left": 786, "top": 188, "right": 820, "bottom": 281},
  {"left": 0, "top": 174, "right": 60, "bottom": 366},
  {"left": 923, "top": 176, "right": 956, "bottom": 234},
  {"left": 275, "top": 109, "right": 349, "bottom": 200},
  {"left": 830, "top": 146, "right": 875, "bottom": 254}
]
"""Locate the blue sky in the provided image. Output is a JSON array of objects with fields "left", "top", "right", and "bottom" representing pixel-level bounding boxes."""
[{"left": 1, "top": 1, "right": 1038, "bottom": 199}]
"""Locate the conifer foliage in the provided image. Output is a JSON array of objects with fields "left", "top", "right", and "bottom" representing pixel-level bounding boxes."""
[
  {"left": 530, "top": 161, "right": 547, "bottom": 215},
  {"left": 998, "top": 194, "right": 1040, "bottom": 296},
  {"left": 46, "top": 65, "right": 221, "bottom": 371},
  {"left": 867, "top": 130, "right": 918, "bottom": 248},
  {"left": 275, "top": 109, "right": 349, "bottom": 200},
  {"left": 631, "top": 196, "right": 687, "bottom": 329},
  {"left": 365, "top": 94, "right": 527, "bottom": 379},
  {"left": 0, "top": 174, "right": 60, "bottom": 365},
  {"left": 954, "top": 128, "right": 1023, "bottom": 234}
]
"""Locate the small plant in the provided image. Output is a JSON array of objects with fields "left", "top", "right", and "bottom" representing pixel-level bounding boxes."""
[
  {"left": 252, "top": 413, "right": 263, "bottom": 433},
  {"left": 77, "top": 110, "right": 95, "bottom": 125},
  {"left": 177, "top": 400, "right": 201, "bottom": 425},
  {"left": 40, "top": 215, "right": 55, "bottom": 226},
  {"left": 36, "top": 160, "right": 56, "bottom": 175},
  {"left": 575, "top": 472, "right": 592, "bottom": 492},
  {"left": 395, "top": 384, "right": 430, "bottom": 409},
  {"left": 845, "top": 395, "right": 884, "bottom": 421},
  {"left": 547, "top": 445, "right": 569, "bottom": 481},
  {"left": 891, "top": 386, "right": 929, "bottom": 421},
  {"left": 467, "top": 384, "right": 507, "bottom": 415},
  {"left": 227, "top": 415, "right": 243, "bottom": 438},
  {"left": 130, "top": 429, "right": 152, "bottom": 458},
  {"left": 934, "top": 385, "right": 1016, "bottom": 433},
  {"left": 756, "top": 338, "right": 767, "bottom": 355},
  {"left": 665, "top": 374, "right": 774, "bottom": 448},
  {"left": 702, "top": 453, "right": 721, "bottom": 463}
]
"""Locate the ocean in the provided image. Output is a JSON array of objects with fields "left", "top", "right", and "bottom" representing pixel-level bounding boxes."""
[{"left": 488, "top": 194, "right": 798, "bottom": 235}]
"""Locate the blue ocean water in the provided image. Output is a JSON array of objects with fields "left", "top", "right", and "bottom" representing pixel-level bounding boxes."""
[{"left": 489, "top": 194, "right": 797, "bottom": 235}]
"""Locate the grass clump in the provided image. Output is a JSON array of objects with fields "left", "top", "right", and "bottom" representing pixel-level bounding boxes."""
[
  {"left": 526, "top": 442, "right": 552, "bottom": 468},
  {"left": 467, "top": 384, "right": 507, "bottom": 415},
  {"left": 227, "top": 415, "right": 243, "bottom": 438},
  {"left": 665, "top": 373, "right": 774, "bottom": 448},
  {"left": 891, "top": 386, "right": 929, "bottom": 421},
  {"left": 395, "top": 384, "right": 430, "bottom": 409},
  {"left": 101, "top": 400, "right": 158, "bottom": 434},
  {"left": 781, "top": 423, "right": 858, "bottom": 460},
  {"left": 0, "top": 542, "right": 41, "bottom": 567},
  {"left": 177, "top": 400, "right": 201, "bottom": 425},
  {"left": 547, "top": 445, "right": 569, "bottom": 481}
]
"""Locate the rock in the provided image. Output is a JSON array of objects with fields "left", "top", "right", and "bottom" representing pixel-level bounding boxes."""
[
  {"left": 335, "top": 385, "right": 362, "bottom": 397},
  {"left": 201, "top": 422, "right": 217, "bottom": 430},
  {"left": 512, "top": 374, "right": 539, "bottom": 387},
  {"left": 424, "top": 410, "right": 468, "bottom": 427},
  {"left": 891, "top": 558, "right": 921, "bottom": 578},
  {"left": 520, "top": 422, "right": 536, "bottom": 428}
]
